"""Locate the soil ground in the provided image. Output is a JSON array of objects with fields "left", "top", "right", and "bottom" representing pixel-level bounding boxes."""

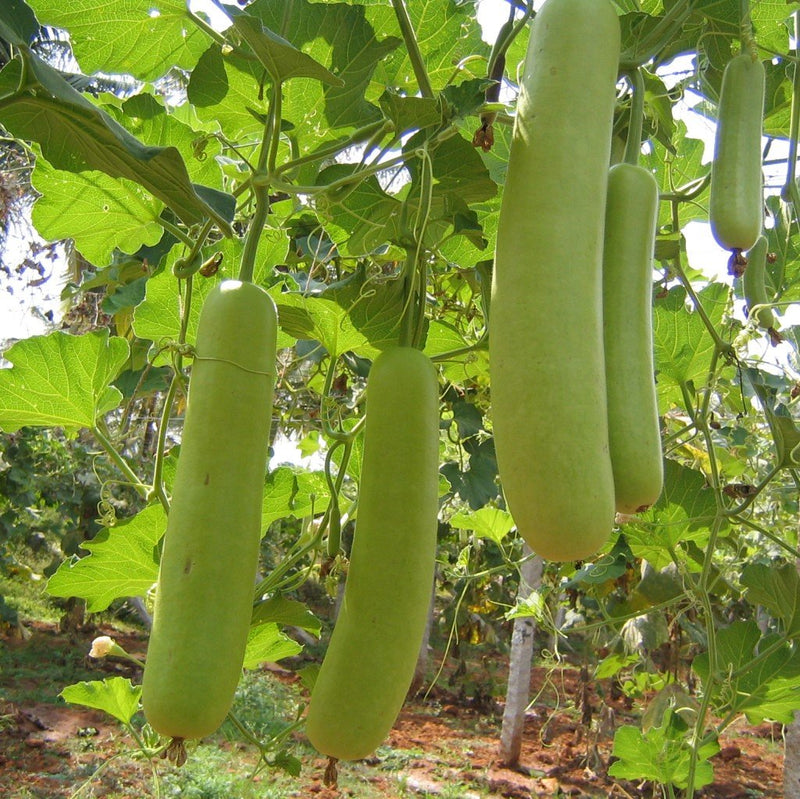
[{"left": 0, "top": 621, "right": 786, "bottom": 798}]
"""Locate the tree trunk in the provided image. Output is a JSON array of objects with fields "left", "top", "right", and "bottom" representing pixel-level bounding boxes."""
[
  {"left": 784, "top": 558, "right": 800, "bottom": 797},
  {"left": 498, "top": 546, "right": 544, "bottom": 768}
]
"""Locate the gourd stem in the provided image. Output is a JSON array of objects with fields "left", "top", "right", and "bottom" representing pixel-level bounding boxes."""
[
  {"left": 623, "top": 69, "right": 646, "bottom": 166},
  {"left": 239, "top": 82, "right": 282, "bottom": 283}
]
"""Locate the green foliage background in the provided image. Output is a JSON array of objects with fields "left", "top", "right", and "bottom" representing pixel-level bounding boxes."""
[{"left": 2, "top": 0, "right": 800, "bottom": 794}]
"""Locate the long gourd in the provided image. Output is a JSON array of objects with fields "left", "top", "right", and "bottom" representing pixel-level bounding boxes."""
[
  {"left": 742, "top": 234, "right": 777, "bottom": 331},
  {"left": 602, "top": 163, "right": 663, "bottom": 514},
  {"left": 305, "top": 346, "right": 439, "bottom": 761},
  {"left": 142, "top": 279, "right": 277, "bottom": 740},
  {"left": 709, "top": 53, "right": 765, "bottom": 252},
  {"left": 489, "top": 0, "right": 619, "bottom": 561}
]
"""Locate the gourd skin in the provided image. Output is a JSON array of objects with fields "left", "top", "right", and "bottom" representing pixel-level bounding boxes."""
[
  {"left": 489, "top": 0, "right": 619, "bottom": 561},
  {"left": 142, "top": 279, "right": 277, "bottom": 740},
  {"left": 709, "top": 54, "right": 765, "bottom": 252},
  {"left": 742, "top": 235, "right": 776, "bottom": 330},
  {"left": 305, "top": 346, "right": 439, "bottom": 761},
  {"left": 602, "top": 163, "right": 663, "bottom": 514}
]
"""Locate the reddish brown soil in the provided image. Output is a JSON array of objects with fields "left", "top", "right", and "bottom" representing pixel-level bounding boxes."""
[{"left": 0, "top": 623, "right": 785, "bottom": 798}]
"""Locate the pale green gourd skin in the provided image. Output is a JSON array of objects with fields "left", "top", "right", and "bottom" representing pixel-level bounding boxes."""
[
  {"left": 709, "top": 54, "right": 765, "bottom": 252},
  {"left": 742, "top": 235, "right": 776, "bottom": 330},
  {"left": 141, "top": 279, "right": 277, "bottom": 740},
  {"left": 602, "top": 163, "right": 663, "bottom": 514},
  {"left": 305, "top": 346, "right": 439, "bottom": 761},
  {"left": 489, "top": 0, "right": 619, "bottom": 562}
]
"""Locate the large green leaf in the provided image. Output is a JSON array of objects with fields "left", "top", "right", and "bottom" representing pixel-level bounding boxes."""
[
  {"left": 26, "top": 0, "right": 210, "bottom": 81},
  {"left": 251, "top": 595, "right": 321, "bottom": 635},
  {"left": 60, "top": 678, "right": 141, "bottom": 726},
  {"left": 624, "top": 459, "right": 724, "bottom": 568},
  {"left": 743, "top": 367, "right": 800, "bottom": 468},
  {"left": 261, "top": 467, "right": 331, "bottom": 529},
  {"left": 31, "top": 157, "right": 163, "bottom": 265},
  {"left": 693, "top": 621, "right": 800, "bottom": 724},
  {"left": 0, "top": 330, "right": 129, "bottom": 433},
  {"left": 654, "top": 282, "right": 731, "bottom": 405},
  {"left": 0, "top": 52, "right": 234, "bottom": 231},
  {"left": 46, "top": 504, "right": 165, "bottom": 612},
  {"left": 228, "top": 9, "right": 343, "bottom": 87},
  {"left": 187, "top": 43, "right": 271, "bottom": 142},
  {"left": 248, "top": 0, "right": 401, "bottom": 130},
  {"left": 369, "top": 0, "right": 487, "bottom": 94},
  {"left": 243, "top": 623, "right": 303, "bottom": 669},
  {"left": 0, "top": 0, "right": 39, "bottom": 44},
  {"left": 741, "top": 562, "right": 800, "bottom": 637},
  {"left": 110, "top": 93, "right": 225, "bottom": 189},
  {"left": 609, "top": 711, "right": 717, "bottom": 790},
  {"left": 449, "top": 506, "right": 514, "bottom": 546}
]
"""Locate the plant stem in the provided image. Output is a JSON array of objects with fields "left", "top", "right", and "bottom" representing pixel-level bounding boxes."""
[
  {"left": 275, "top": 120, "right": 392, "bottom": 177},
  {"left": 239, "top": 82, "right": 282, "bottom": 283},
  {"left": 150, "top": 374, "right": 180, "bottom": 512},
  {"left": 623, "top": 69, "right": 646, "bottom": 166},
  {"left": 391, "top": 0, "right": 434, "bottom": 99},
  {"left": 91, "top": 421, "right": 149, "bottom": 499},
  {"left": 157, "top": 217, "right": 194, "bottom": 248}
]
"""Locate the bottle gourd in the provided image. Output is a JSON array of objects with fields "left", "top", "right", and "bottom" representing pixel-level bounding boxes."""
[
  {"left": 602, "top": 163, "right": 663, "bottom": 514},
  {"left": 142, "top": 279, "right": 277, "bottom": 741},
  {"left": 709, "top": 53, "right": 765, "bottom": 253},
  {"left": 490, "top": 0, "right": 620, "bottom": 561},
  {"left": 305, "top": 346, "right": 439, "bottom": 761}
]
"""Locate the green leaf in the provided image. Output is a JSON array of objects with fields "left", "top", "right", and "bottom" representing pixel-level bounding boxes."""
[
  {"left": 624, "top": 459, "right": 724, "bottom": 568},
  {"left": 743, "top": 367, "right": 800, "bottom": 468},
  {"left": 111, "top": 92, "right": 225, "bottom": 189},
  {"left": 595, "top": 653, "right": 639, "bottom": 680},
  {"left": 243, "top": 623, "right": 303, "bottom": 670},
  {"left": 0, "top": 330, "right": 129, "bottom": 433},
  {"left": 409, "top": 130, "right": 497, "bottom": 207},
  {"left": 741, "top": 562, "right": 800, "bottom": 637},
  {"left": 654, "top": 283, "right": 730, "bottom": 398},
  {"left": 46, "top": 504, "right": 165, "bottom": 612},
  {"left": 693, "top": 621, "right": 800, "bottom": 724},
  {"left": 27, "top": 0, "right": 210, "bottom": 81},
  {"left": 31, "top": 157, "right": 163, "bottom": 265},
  {"left": 449, "top": 506, "right": 513, "bottom": 546},
  {"left": 248, "top": 0, "right": 401, "bottom": 130},
  {"left": 379, "top": 91, "right": 440, "bottom": 136},
  {"left": 251, "top": 595, "right": 321, "bottom": 635},
  {"left": 608, "top": 711, "right": 717, "bottom": 790},
  {"left": 273, "top": 293, "right": 372, "bottom": 359},
  {"left": 0, "top": 52, "right": 234, "bottom": 231},
  {"left": 261, "top": 467, "right": 330, "bottom": 529},
  {"left": 319, "top": 266, "right": 406, "bottom": 357},
  {"left": 0, "top": 0, "right": 39, "bottom": 44},
  {"left": 228, "top": 10, "right": 343, "bottom": 86},
  {"left": 370, "top": 0, "right": 487, "bottom": 94},
  {"left": 187, "top": 44, "right": 269, "bottom": 141},
  {"left": 440, "top": 439, "right": 498, "bottom": 510},
  {"left": 315, "top": 165, "right": 402, "bottom": 256},
  {"left": 60, "top": 677, "right": 141, "bottom": 726}
]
